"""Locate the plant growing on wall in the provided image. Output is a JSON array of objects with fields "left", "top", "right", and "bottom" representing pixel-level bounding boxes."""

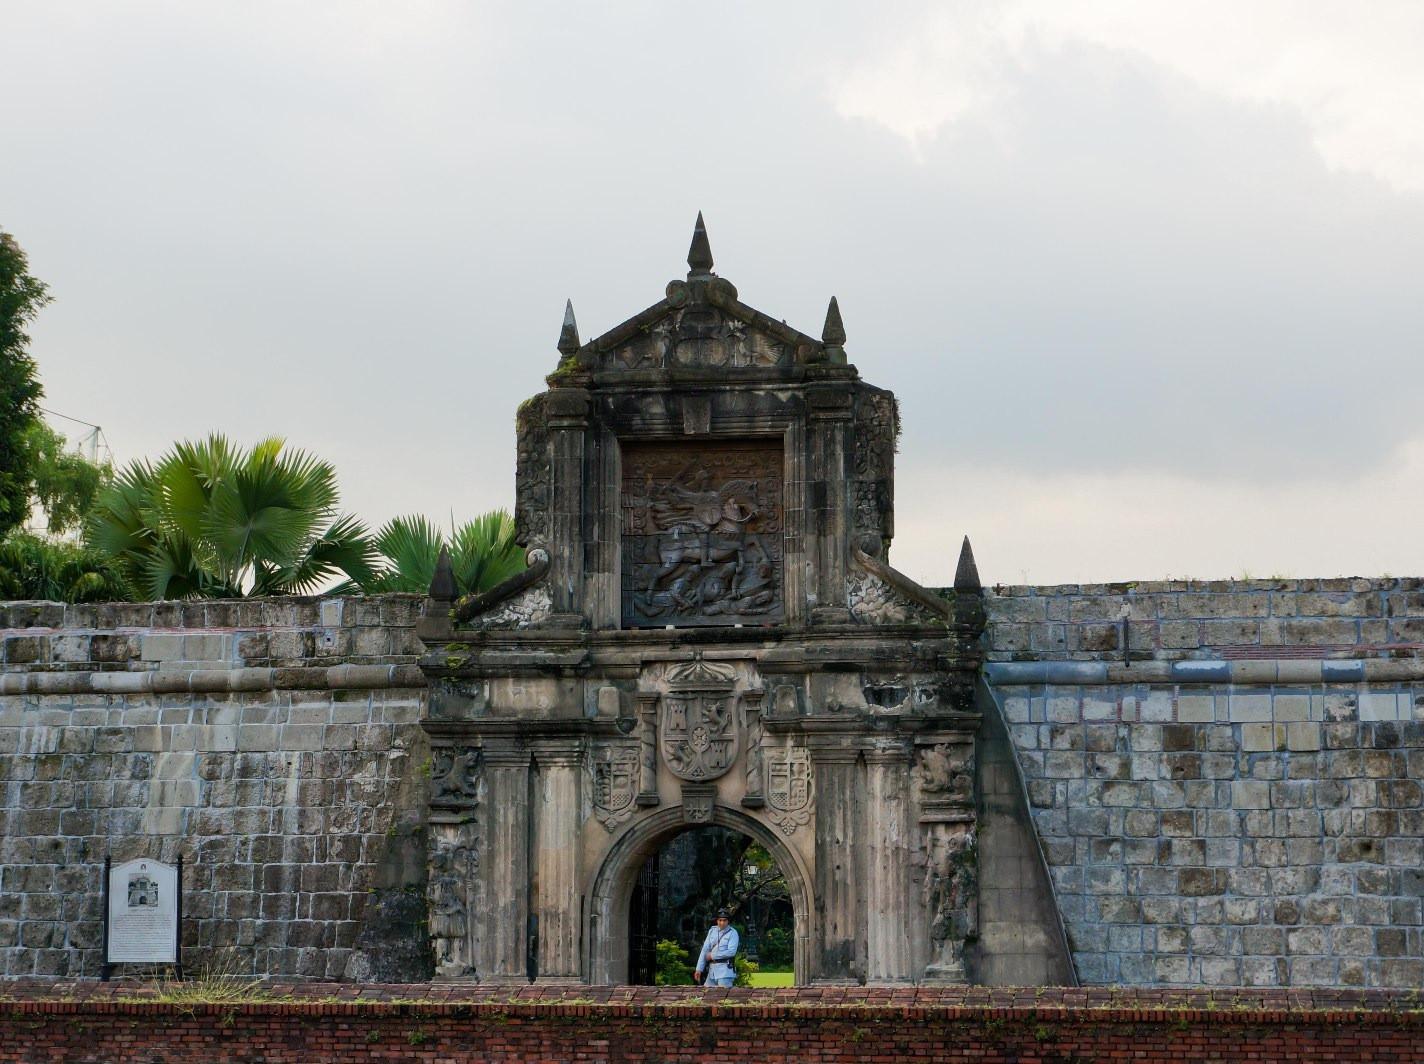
[
  {"left": 85, "top": 435, "right": 376, "bottom": 598},
  {"left": 340, "top": 511, "right": 525, "bottom": 596}
]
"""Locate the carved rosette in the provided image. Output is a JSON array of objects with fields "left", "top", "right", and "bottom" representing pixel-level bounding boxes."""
[
  {"left": 659, "top": 658, "right": 740, "bottom": 782},
  {"left": 765, "top": 746, "right": 814, "bottom": 836},
  {"left": 589, "top": 744, "right": 639, "bottom": 831}
]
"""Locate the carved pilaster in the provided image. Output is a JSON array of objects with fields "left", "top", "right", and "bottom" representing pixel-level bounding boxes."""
[
  {"left": 741, "top": 689, "right": 765, "bottom": 808},
  {"left": 864, "top": 739, "right": 913, "bottom": 983},
  {"left": 808, "top": 744, "right": 862, "bottom": 982},
  {"left": 545, "top": 387, "right": 589, "bottom": 621},
  {"left": 531, "top": 740, "right": 584, "bottom": 981},
  {"left": 635, "top": 694, "right": 659, "bottom": 806},
  {"left": 479, "top": 743, "right": 532, "bottom": 981}
]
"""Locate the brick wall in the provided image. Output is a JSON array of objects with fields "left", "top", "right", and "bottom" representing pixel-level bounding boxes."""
[
  {"left": 982, "top": 579, "right": 1424, "bottom": 988},
  {"left": 1, "top": 985, "right": 1419, "bottom": 1063},
  {"left": 0, "top": 596, "right": 431, "bottom": 981}
]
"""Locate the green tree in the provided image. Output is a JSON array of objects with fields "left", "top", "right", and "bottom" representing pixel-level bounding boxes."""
[
  {"left": 85, "top": 434, "right": 376, "bottom": 599},
  {"left": 0, "top": 532, "right": 129, "bottom": 602},
  {"left": 20, "top": 422, "right": 110, "bottom": 535},
  {"left": 0, "top": 230, "right": 50, "bottom": 538},
  {"left": 345, "top": 510, "right": 526, "bottom": 595}
]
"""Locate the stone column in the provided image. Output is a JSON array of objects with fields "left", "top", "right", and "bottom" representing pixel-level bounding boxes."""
[
  {"left": 545, "top": 387, "right": 589, "bottom": 622},
  {"left": 809, "top": 744, "right": 863, "bottom": 982},
  {"left": 864, "top": 739, "right": 913, "bottom": 982},
  {"left": 478, "top": 742, "right": 532, "bottom": 981},
  {"left": 530, "top": 739, "right": 584, "bottom": 981}
]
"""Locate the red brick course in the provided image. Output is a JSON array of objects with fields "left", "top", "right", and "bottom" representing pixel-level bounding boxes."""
[{"left": 2, "top": 983, "right": 1421, "bottom": 1063}]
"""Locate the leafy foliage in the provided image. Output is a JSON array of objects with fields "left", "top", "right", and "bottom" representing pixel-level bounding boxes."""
[
  {"left": 0, "top": 532, "right": 130, "bottom": 603},
  {"left": 21, "top": 422, "right": 110, "bottom": 535},
  {"left": 654, "top": 939, "right": 694, "bottom": 986},
  {"left": 732, "top": 951, "right": 759, "bottom": 987},
  {"left": 757, "top": 926, "right": 793, "bottom": 969},
  {"left": 345, "top": 510, "right": 525, "bottom": 596},
  {"left": 84, "top": 435, "right": 376, "bottom": 599},
  {"left": 0, "top": 230, "right": 50, "bottom": 539}
]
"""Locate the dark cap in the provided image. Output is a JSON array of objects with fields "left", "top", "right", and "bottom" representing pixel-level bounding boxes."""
[{"left": 715, "top": 909, "right": 731, "bottom": 920}]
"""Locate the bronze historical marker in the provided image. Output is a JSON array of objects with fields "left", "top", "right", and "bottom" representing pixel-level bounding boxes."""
[{"left": 620, "top": 440, "right": 783, "bottom": 627}]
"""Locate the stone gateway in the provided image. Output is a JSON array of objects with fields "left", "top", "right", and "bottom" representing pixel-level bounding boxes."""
[{"left": 415, "top": 215, "right": 1030, "bottom": 984}]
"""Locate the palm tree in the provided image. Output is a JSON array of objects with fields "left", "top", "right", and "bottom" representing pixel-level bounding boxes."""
[
  {"left": 0, "top": 532, "right": 130, "bottom": 602},
  {"left": 343, "top": 510, "right": 526, "bottom": 596},
  {"left": 84, "top": 435, "right": 376, "bottom": 599}
]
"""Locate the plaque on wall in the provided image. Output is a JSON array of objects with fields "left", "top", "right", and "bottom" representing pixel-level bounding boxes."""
[
  {"left": 621, "top": 440, "right": 784, "bottom": 627},
  {"left": 102, "top": 855, "right": 183, "bottom": 979}
]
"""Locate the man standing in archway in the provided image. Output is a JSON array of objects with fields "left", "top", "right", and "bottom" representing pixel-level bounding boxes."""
[{"left": 693, "top": 909, "right": 740, "bottom": 987}]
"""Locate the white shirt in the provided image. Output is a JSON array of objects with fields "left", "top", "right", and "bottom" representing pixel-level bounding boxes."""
[{"left": 695, "top": 924, "right": 740, "bottom": 979}]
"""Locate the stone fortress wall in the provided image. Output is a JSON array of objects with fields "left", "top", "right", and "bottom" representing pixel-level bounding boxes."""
[
  {"left": 0, "top": 596, "right": 432, "bottom": 980},
  {"left": 2, "top": 579, "right": 1421, "bottom": 986},
  {"left": 977, "top": 577, "right": 1424, "bottom": 989}
]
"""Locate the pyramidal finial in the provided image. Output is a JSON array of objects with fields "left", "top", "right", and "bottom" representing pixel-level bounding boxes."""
[
  {"left": 954, "top": 535, "right": 981, "bottom": 592},
  {"left": 821, "top": 296, "right": 846, "bottom": 346},
  {"left": 557, "top": 299, "right": 580, "bottom": 357},
  {"left": 429, "top": 545, "right": 456, "bottom": 601},
  {"left": 687, "top": 211, "right": 714, "bottom": 276}
]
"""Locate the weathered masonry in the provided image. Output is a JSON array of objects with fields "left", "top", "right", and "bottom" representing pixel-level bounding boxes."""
[
  {"left": 1, "top": 219, "right": 1421, "bottom": 989},
  {"left": 413, "top": 216, "right": 1061, "bottom": 985}
]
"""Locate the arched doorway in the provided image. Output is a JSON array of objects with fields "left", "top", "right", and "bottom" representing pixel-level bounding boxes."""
[
  {"left": 585, "top": 806, "right": 813, "bottom": 985},
  {"left": 627, "top": 825, "right": 796, "bottom": 984}
]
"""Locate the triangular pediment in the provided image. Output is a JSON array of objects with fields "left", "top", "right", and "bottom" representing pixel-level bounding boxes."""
[{"left": 574, "top": 279, "right": 824, "bottom": 374}]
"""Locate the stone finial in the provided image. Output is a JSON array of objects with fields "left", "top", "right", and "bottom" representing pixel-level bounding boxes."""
[
  {"left": 556, "top": 299, "right": 580, "bottom": 357},
  {"left": 953, "top": 536, "right": 981, "bottom": 592},
  {"left": 429, "top": 545, "right": 456, "bottom": 602},
  {"left": 821, "top": 296, "right": 847, "bottom": 345},
  {"left": 687, "top": 211, "right": 714, "bottom": 277}
]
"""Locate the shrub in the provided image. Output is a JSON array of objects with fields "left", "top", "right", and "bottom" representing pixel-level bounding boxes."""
[{"left": 654, "top": 939, "right": 693, "bottom": 986}]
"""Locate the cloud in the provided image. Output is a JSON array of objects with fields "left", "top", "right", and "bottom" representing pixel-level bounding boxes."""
[
  {"left": 830, "top": 0, "right": 1424, "bottom": 194},
  {"left": 2, "top": 1, "right": 1421, "bottom": 582}
]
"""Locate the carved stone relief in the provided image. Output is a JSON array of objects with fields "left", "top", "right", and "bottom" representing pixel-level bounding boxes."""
[
  {"left": 513, "top": 396, "right": 550, "bottom": 547},
  {"left": 921, "top": 823, "right": 977, "bottom": 983},
  {"left": 913, "top": 743, "right": 975, "bottom": 807},
  {"left": 590, "top": 744, "right": 639, "bottom": 831},
  {"left": 659, "top": 658, "right": 740, "bottom": 781},
  {"left": 621, "top": 441, "right": 783, "bottom": 627},
  {"left": 463, "top": 583, "right": 552, "bottom": 630},
  {"left": 765, "top": 747, "right": 814, "bottom": 836},
  {"left": 602, "top": 307, "right": 790, "bottom": 372},
  {"left": 430, "top": 746, "right": 481, "bottom": 813},
  {"left": 429, "top": 829, "right": 477, "bottom": 978},
  {"left": 848, "top": 571, "right": 938, "bottom": 626}
]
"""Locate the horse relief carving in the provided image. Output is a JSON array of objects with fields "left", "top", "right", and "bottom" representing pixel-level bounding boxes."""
[{"left": 621, "top": 442, "right": 783, "bottom": 627}]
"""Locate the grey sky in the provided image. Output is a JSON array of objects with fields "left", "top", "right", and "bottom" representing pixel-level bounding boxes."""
[{"left": 4, "top": 1, "right": 1422, "bottom": 586}]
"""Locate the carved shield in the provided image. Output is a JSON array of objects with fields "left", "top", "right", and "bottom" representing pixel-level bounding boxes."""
[
  {"left": 660, "top": 691, "right": 739, "bottom": 781},
  {"left": 766, "top": 748, "right": 814, "bottom": 835},
  {"left": 591, "top": 746, "right": 638, "bottom": 830}
]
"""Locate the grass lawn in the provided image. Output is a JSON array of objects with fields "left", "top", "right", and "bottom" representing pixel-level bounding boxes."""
[{"left": 745, "top": 970, "right": 794, "bottom": 988}]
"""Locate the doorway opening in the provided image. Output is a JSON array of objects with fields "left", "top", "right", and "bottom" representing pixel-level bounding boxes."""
[{"left": 627, "top": 826, "right": 795, "bottom": 986}]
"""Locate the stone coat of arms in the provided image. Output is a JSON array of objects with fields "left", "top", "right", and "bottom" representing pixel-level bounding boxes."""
[
  {"left": 591, "top": 745, "right": 639, "bottom": 831},
  {"left": 765, "top": 747, "right": 814, "bottom": 835},
  {"left": 660, "top": 658, "right": 740, "bottom": 781}
]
